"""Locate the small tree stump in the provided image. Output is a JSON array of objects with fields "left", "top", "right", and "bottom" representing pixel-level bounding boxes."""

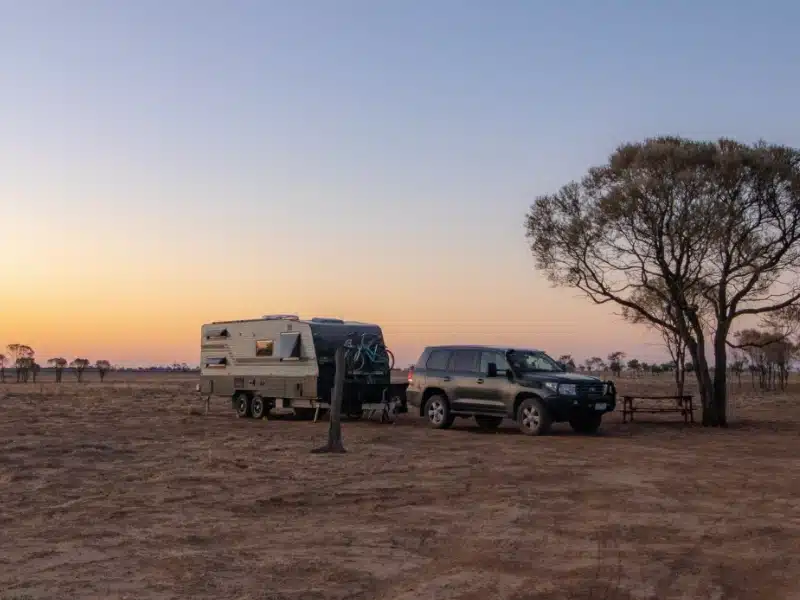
[{"left": 312, "top": 346, "right": 347, "bottom": 454}]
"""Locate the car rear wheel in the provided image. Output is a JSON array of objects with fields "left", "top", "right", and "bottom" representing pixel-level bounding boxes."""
[
  {"left": 425, "top": 395, "right": 454, "bottom": 429},
  {"left": 570, "top": 413, "right": 602, "bottom": 434},
  {"left": 517, "top": 397, "right": 551, "bottom": 436},
  {"left": 475, "top": 415, "right": 503, "bottom": 431},
  {"left": 234, "top": 392, "right": 251, "bottom": 418}
]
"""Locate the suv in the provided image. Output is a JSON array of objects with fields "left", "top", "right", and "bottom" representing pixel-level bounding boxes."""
[{"left": 406, "top": 345, "right": 616, "bottom": 435}]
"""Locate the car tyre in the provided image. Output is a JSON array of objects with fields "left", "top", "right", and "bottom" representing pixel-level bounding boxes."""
[
  {"left": 475, "top": 415, "right": 503, "bottom": 431},
  {"left": 517, "top": 397, "right": 551, "bottom": 436},
  {"left": 425, "top": 394, "right": 454, "bottom": 429},
  {"left": 234, "top": 392, "right": 252, "bottom": 418},
  {"left": 570, "top": 413, "right": 602, "bottom": 434}
]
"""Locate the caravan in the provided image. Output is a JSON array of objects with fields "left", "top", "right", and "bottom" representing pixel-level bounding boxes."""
[{"left": 198, "top": 314, "right": 406, "bottom": 421}]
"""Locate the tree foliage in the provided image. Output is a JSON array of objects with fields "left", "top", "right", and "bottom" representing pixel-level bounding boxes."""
[{"left": 526, "top": 137, "right": 800, "bottom": 426}]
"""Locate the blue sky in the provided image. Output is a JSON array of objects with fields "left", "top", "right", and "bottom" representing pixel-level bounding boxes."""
[{"left": 1, "top": 0, "right": 798, "bottom": 366}]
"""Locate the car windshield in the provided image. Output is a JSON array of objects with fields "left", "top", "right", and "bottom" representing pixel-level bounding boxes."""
[{"left": 506, "top": 350, "right": 562, "bottom": 373}]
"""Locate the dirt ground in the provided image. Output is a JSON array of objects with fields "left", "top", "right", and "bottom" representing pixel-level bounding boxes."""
[{"left": 1, "top": 372, "right": 799, "bottom": 600}]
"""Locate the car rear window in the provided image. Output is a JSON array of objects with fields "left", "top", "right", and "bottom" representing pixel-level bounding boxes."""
[{"left": 425, "top": 350, "right": 451, "bottom": 370}]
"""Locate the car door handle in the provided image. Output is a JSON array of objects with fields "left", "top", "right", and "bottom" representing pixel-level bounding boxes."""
[
  {"left": 443, "top": 376, "right": 452, "bottom": 382},
  {"left": 476, "top": 378, "right": 484, "bottom": 384}
]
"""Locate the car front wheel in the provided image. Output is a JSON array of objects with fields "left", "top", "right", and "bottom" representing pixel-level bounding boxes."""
[{"left": 517, "top": 397, "right": 551, "bottom": 436}]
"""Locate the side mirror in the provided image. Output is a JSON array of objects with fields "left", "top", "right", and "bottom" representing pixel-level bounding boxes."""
[
  {"left": 506, "top": 369, "right": 514, "bottom": 382},
  {"left": 487, "top": 362, "right": 498, "bottom": 378}
]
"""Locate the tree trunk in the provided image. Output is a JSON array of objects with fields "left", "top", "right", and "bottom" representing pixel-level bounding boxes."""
[
  {"left": 312, "top": 346, "right": 346, "bottom": 454},
  {"left": 711, "top": 330, "right": 729, "bottom": 427},
  {"left": 100, "top": 371, "right": 106, "bottom": 382},
  {"left": 686, "top": 339, "right": 719, "bottom": 427},
  {"left": 55, "top": 369, "right": 62, "bottom": 383}
]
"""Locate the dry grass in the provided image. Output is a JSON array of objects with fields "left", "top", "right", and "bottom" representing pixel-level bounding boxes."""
[{"left": 1, "top": 371, "right": 799, "bottom": 599}]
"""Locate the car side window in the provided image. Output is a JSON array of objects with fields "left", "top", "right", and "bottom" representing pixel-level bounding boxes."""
[
  {"left": 480, "top": 351, "right": 509, "bottom": 375},
  {"left": 449, "top": 350, "right": 480, "bottom": 373},
  {"left": 425, "top": 350, "right": 451, "bottom": 371}
]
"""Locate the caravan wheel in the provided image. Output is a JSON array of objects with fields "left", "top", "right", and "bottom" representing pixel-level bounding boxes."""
[
  {"left": 234, "top": 393, "right": 252, "bottom": 418},
  {"left": 251, "top": 395, "right": 268, "bottom": 419}
]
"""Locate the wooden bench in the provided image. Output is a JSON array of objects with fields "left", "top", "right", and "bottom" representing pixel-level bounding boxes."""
[{"left": 621, "top": 395, "right": 694, "bottom": 424}]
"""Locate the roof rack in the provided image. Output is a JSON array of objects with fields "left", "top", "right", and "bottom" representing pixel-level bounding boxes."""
[
  {"left": 310, "top": 317, "right": 345, "bottom": 324},
  {"left": 262, "top": 314, "right": 299, "bottom": 321}
]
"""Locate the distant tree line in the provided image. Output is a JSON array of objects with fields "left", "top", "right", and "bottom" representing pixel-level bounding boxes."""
[
  {"left": 0, "top": 344, "right": 198, "bottom": 383},
  {"left": 560, "top": 332, "right": 799, "bottom": 397}
]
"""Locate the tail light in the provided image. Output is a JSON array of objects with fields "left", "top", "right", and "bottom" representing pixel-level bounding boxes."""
[{"left": 407, "top": 367, "right": 414, "bottom": 383}]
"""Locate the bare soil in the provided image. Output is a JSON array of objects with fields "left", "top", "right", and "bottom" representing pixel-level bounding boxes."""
[{"left": 1, "top": 372, "right": 799, "bottom": 600}]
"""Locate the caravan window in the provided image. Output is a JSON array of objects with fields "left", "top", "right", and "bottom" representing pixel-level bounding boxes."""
[
  {"left": 205, "top": 357, "right": 227, "bottom": 368},
  {"left": 205, "top": 328, "right": 229, "bottom": 340},
  {"left": 255, "top": 339, "right": 274, "bottom": 357},
  {"left": 277, "top": 332, "right": 302, "bottom": 359}
]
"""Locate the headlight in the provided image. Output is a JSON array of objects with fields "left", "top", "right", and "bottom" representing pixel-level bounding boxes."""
[
  {"left": 543, "top": 382, "right": 558, "bottom": 393},
  {"left": 559, "top": 383, "right": 577, "bottom": 396}
]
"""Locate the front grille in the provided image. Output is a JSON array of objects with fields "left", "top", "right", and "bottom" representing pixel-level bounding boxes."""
[{"left": 576, "top": 383, "right": 605, "bottom": 396}]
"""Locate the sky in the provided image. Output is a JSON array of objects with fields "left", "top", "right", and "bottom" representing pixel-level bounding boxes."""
[{"left": 1, "top": 0, "right": 799, "bottom": 368}]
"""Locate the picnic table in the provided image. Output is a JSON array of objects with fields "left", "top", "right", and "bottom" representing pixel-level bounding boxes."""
[{"left": 621, "top": 394, "right": 694, "bottom": 424}]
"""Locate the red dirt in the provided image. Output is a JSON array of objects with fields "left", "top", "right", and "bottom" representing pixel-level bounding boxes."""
[{"left": 1, "top": 372, "right": 799, "bottom": 600}]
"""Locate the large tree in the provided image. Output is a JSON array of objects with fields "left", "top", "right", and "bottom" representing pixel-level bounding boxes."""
[{"left": 525, "top": 137, "right": 800, "bottom": 426}]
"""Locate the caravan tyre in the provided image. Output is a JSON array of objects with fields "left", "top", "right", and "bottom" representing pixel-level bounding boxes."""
[
  {"left": 251, "top": 395, "right": 267, "bottom": 419},
  {"left": 234, "top": 393, "right": 252, "bottom": 418}
]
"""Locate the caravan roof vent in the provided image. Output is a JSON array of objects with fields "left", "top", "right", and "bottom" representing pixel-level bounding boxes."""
[
  {"left": 310, "top": 317, "right": 344, "bottom": 324},
  {"left": 262, "top": 314, "right": 300, "bottom": 321}
]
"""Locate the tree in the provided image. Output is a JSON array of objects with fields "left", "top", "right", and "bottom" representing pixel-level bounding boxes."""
[
  {"left": 526, "top": 137, "right": 800, "bottom": 426},
  {"left": 626, "top": 358, "right": 640, "bottom": 376},
  {"left": 733, "top": 328, "right": 797, "bottom": 390},
  {"left": 7, "top": 344, "right": 34, "bottom": 383},
  {"left": 0, "top": 353, "right": 5, "bottom": 383},
  {"left": 729, "top": 350, "right": 746, "bottom": 387},
  {"left": 607, "top": 351, "right": 625, "bottom": 377},
  {"left": 96, "top": 360, "right": 111, "bottom": 382},
  {"left": 31, "top": 361, "right": 40, "bottom": 383},
  {"left": 15, "top": 357, "right": 31, "bottom": 383},
  {"left": 48, "top": 358, "right": 68, "bottom": 383},
  {"left": 558, "top": 354, "right": 576, "bottom": 372},
  {"left": 71, "top": 358, "right": 90, "bottom": 382}
]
